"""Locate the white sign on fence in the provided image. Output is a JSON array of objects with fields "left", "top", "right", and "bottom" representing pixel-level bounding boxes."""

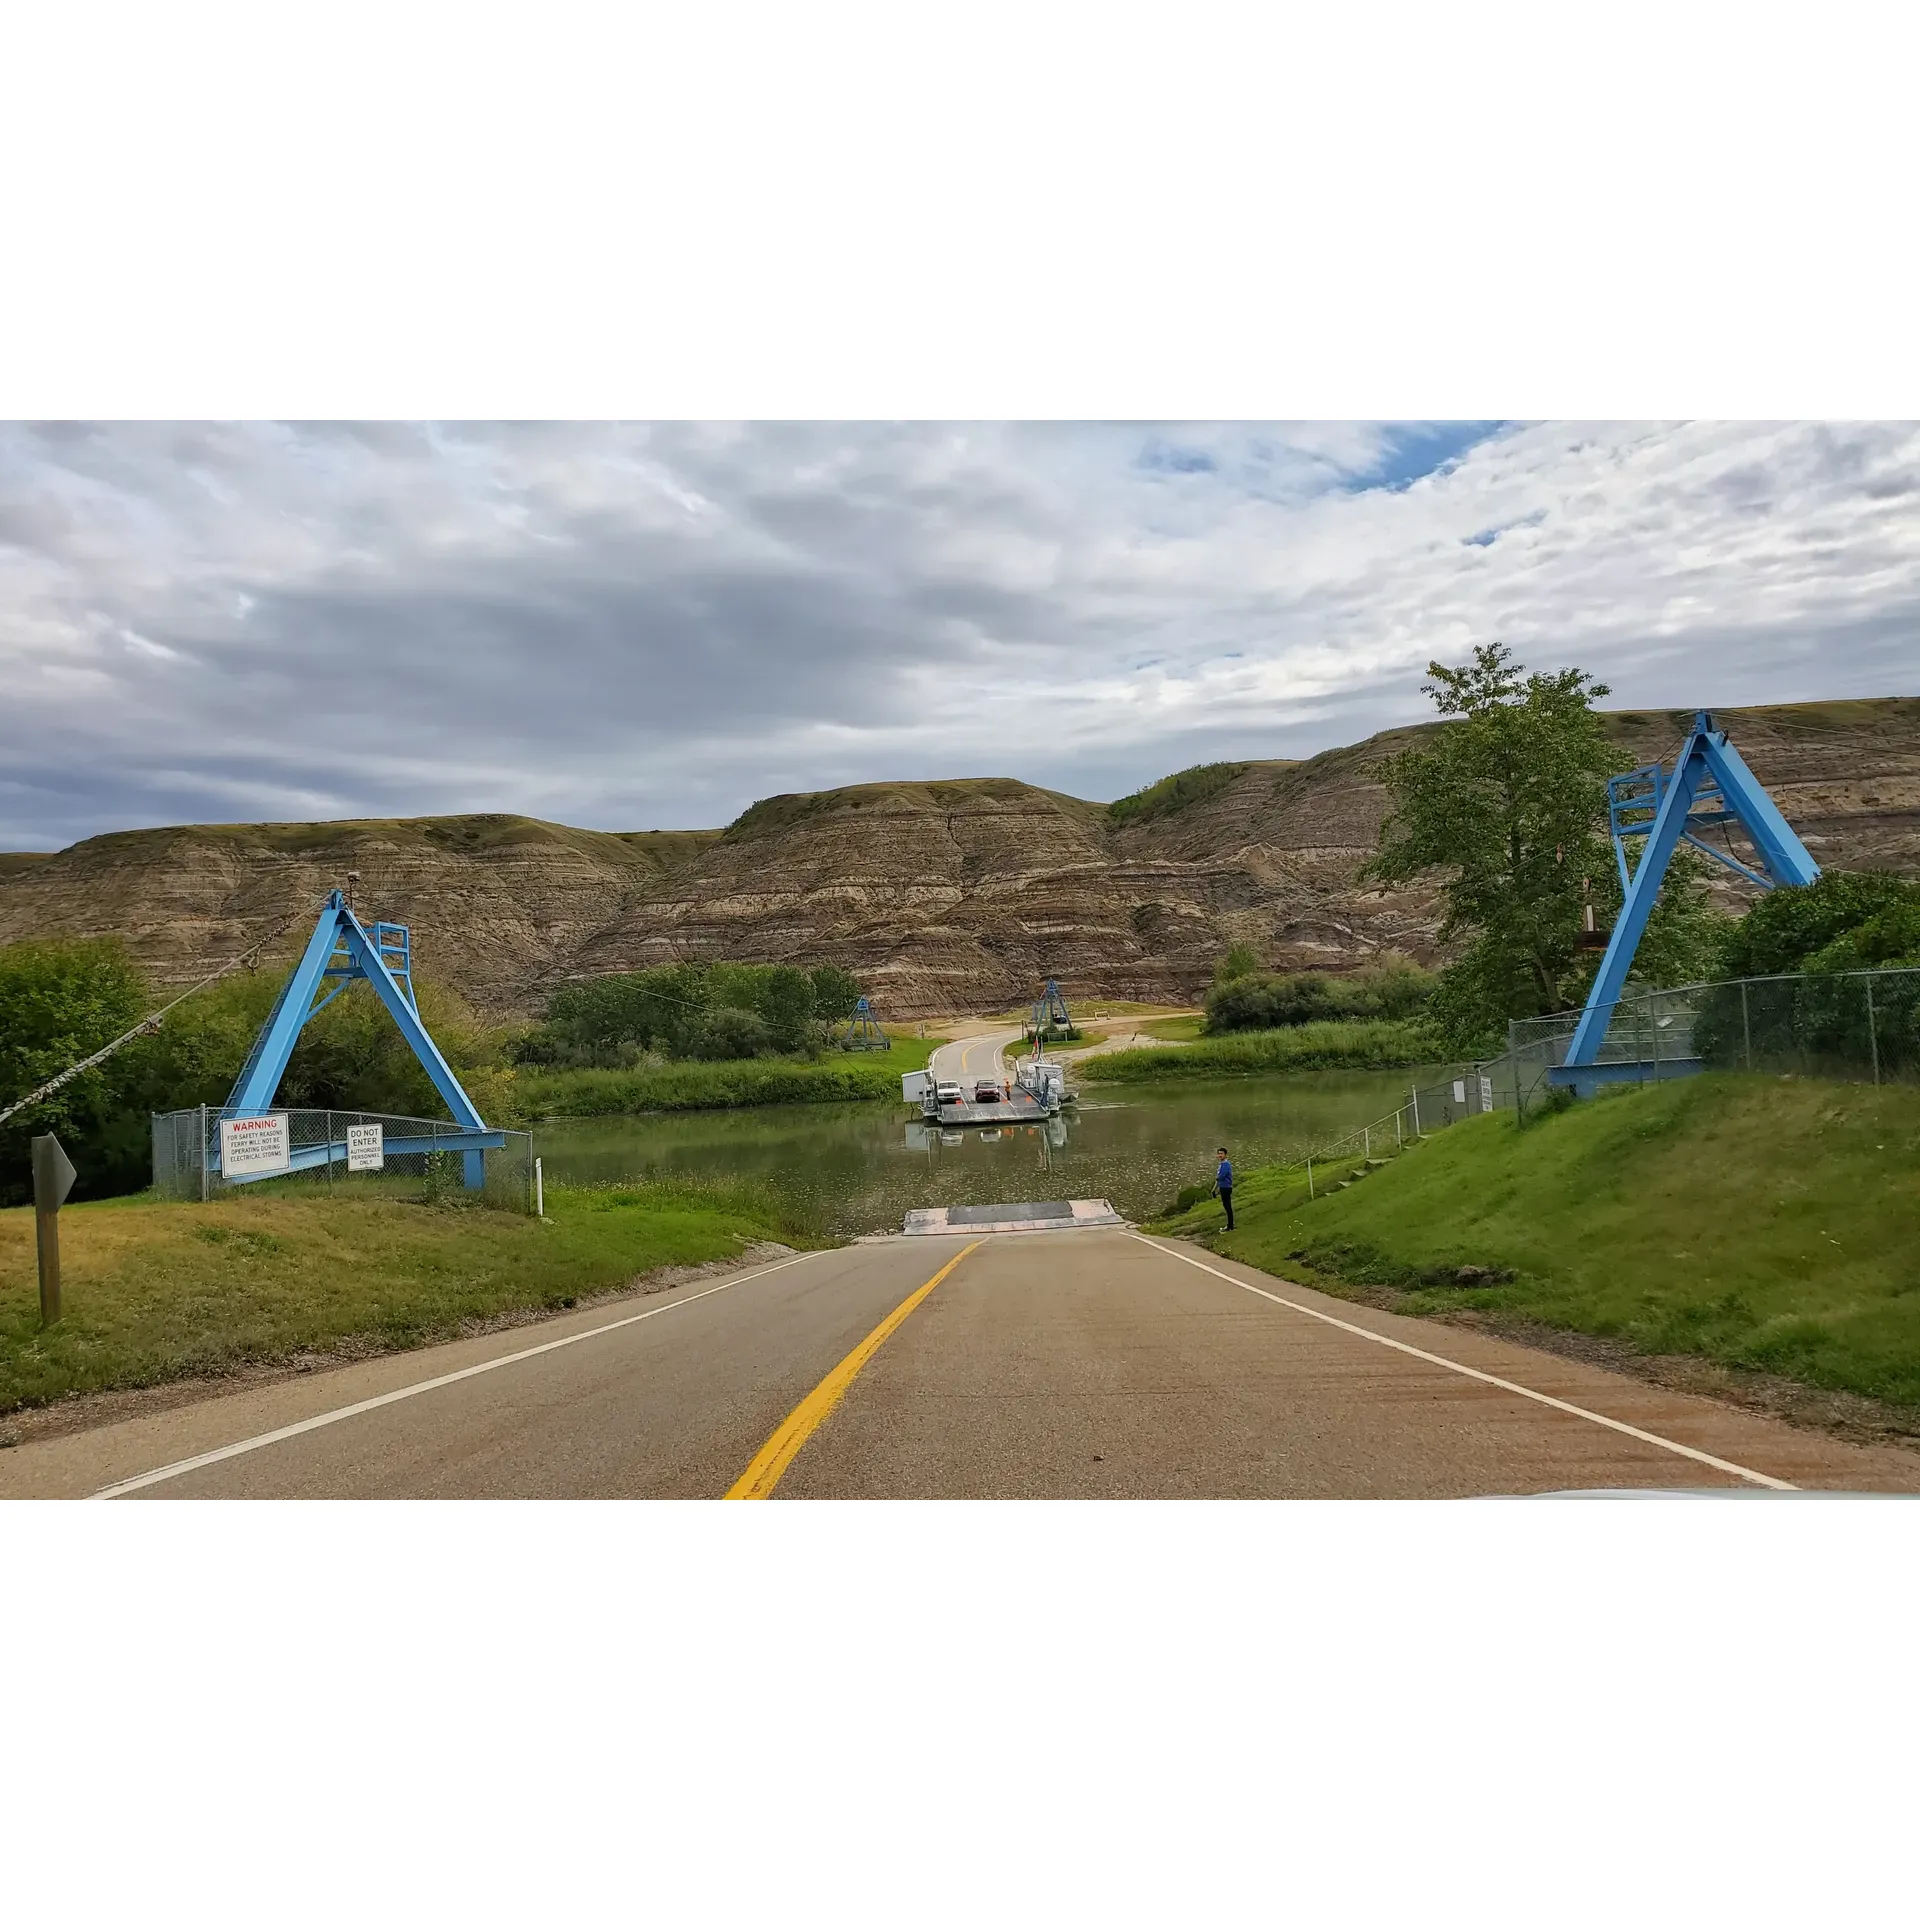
[
  {"left": 220, "top": 1112, "right": 290, "bottom": 1175},
  {"left": 1478, "top": 1074, "right": 1495, "bottom": 1112},
  {"left": 345, "top": 1122, "right": 384, "bottom": 1172},
  {"left": 1452, "top": 1079, "right": 1468, "bottom": 1106}
]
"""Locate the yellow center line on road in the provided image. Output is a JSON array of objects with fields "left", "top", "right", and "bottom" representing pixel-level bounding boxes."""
[
  {"left": 725, "top": 1239, "right": 985, "bottom": 1500},
  {"left": 1140, "top": 1235, "right": 1798, "bottom": 1491}
]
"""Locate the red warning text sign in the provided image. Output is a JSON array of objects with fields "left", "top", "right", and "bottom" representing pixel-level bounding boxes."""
[{"left": 219, "top": 1113, "right": 290, "bottom": 1175}]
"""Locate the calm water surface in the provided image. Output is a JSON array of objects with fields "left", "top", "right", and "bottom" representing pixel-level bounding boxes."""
[{"left": 534, "top": 1069, "right": 1426, "bottom": 1237}]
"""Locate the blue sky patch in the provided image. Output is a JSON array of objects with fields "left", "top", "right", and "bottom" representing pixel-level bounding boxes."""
[{"left": 1356, "top": 421, "right": 1510, "bottom": 492}]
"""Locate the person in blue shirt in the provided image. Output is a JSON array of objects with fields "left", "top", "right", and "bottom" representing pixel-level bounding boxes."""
[{"left": 1214, "top": 1147, "right": 1234, "bottom": 1230}]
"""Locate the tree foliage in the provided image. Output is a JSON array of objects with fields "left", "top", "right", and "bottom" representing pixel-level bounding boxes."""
[
  {"left": 1367, "top": 644, "right": 1716, "bottom": 1053},
  {"left": 1204, "top": 959, "right": 1433, "bottom": 1033},
  {"left": 1211, "top": 941, "right": 1264, "bottom": 990},
  {"left": 1109, "top": 761, "right": 1249, "bottom": 828},
  {"left": 519, "top": 962, "right": 872, "bottom": 1068},
  {"left": 1713, "top": 869, "right": 1920, "bottom": 978}
]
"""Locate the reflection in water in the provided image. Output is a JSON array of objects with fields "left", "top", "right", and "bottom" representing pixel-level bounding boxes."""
[{"left": 535, "top": 1069, "right": 1425, "bottom": 1238}]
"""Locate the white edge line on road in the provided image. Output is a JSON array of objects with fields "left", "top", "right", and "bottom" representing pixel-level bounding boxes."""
[
  {"left": 1137, "top": 1235, "right": 1798, "bottom": 1492},
  {"left": 88, "top": 1249, "right": 835, "bottom": 1500}
]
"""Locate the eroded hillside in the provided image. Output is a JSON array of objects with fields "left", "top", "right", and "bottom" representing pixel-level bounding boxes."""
[{"left": 4, "top": 699, "right": 1915, "bottom": 1017}]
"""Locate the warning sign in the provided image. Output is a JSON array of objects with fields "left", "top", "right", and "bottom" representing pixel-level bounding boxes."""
[
  {"left": 1478, "top": 1073, "right": 1495, "bottom": 1112},
  {"left": 346, "top": 1123, "right": 384, "bottom": 1172},
  {"left": 220, "top": 1113, "right": 290, "bottom": 1175}
]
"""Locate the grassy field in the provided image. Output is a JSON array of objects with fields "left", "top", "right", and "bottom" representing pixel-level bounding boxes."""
[
  {"left": 1152, "top": 1074, "right": 1920, "bottom": 1406},
  {"left": 0, "top": 1178, "right": 826, "bottom": 1415},
  {"left": 1077, "top": 1019, "right": 1428, "bottom": 1083},
  {"left": 511, "top": 1038, "right": 934, "bottom": 1120},
  {"left": 1137, "top": 1015, "right": 1206, "bottom": 1042}
]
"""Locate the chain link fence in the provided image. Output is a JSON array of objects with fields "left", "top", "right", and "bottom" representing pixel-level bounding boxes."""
[
  {"left": 1293, "top": 1061, "right": 1507, "bottom": 1193},
  {"left": 151, "top": 1106, "right": 537, "bottom": 1213},
  {"left": 1506, "top": 965, "right": 1920, "bottom": 1121}
]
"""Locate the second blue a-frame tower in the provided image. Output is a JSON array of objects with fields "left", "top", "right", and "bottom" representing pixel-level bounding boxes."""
[
  {"left": 1551, "top": 711, "right": 1820, "bottom": 1095},
  {"left": 219, "top": 887, "right": 503, "bottom": 1186}
]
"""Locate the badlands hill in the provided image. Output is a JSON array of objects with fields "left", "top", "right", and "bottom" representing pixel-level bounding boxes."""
[{"left": 3, "top": 699, "right": 1916, "bottom": 1018}]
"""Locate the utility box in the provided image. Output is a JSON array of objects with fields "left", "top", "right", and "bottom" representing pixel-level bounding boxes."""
[{"left": 901, "top": 1070, "right": 932, "bottom": 1105}]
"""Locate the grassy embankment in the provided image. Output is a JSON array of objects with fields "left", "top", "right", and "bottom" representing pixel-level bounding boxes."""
[
  {"left": 1077, "top": 1019, "right": 1427, "bottom": 1083},
  {"left": 0, "top": 1178, "right": 829, "bottom": 1416},
  {"left": 1136, "top": 1015, "right": 1206, "bottom": 1042},
  {"left": 1153, "top": 1074, "right": 1920, "bottom": 1406},
  {"left": 511, "top": 1036, "right": 934, "bottom": 1120}
]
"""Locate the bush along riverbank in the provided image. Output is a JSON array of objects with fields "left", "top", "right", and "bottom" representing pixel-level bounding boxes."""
[
  {"left": 1151, "top": 1073, "right": 1920, "bottom": 1409},
  {"left": 510, "top": 1038, "right": 933, "bottom": 1119},
  {"left": 1076, "top": 1020, "right": 1429, "bottom": 1084},
  {"left": 0, "top": 1175, "right": 833, "bottom": 1417}
]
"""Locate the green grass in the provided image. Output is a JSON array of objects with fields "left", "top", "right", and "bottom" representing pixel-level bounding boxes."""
[
  {"left": 1107, "top": 761, "right": 1251, "bottom": 827},
  {"left": 1137, "top": 1015, "right": 1206, "bottom": 1042},
  {"left": 1077, "top": 1019, "right": 1429, "bottom": 1082},
  {"left": 0, "top": 1177, "right": 828, "bottom": 1414},
  {"left": 511, "top": 1038, "right": 935, "bottom": 1119},
  {"left": 1151, "top": 1074, "right": 1920, "bottom": 1406}
]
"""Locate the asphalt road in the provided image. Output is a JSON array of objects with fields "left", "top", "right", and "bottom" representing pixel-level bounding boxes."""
[
  {"left": 8, "top": 1231, "right": 1920, "bottom": 1499},
  {"left": 929, "top": 1026, "right": 1019, "bottom": 1090}
]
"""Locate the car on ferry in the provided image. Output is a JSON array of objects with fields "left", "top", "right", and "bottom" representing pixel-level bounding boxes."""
[
  {"left": 934, "top": 1081, "right": 967, "bottom": 1111},
  {"left": 972, "top": 1080, "right": 1002, "bottom": 1105}
]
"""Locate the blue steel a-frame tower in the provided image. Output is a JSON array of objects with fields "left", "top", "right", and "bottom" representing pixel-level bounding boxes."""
[
  {"left": 1029, "top": 979, "right": 1073, "bottom": 1049},
  {"left": 220, "top": 888, "right": 502, "bottom": 1186},
  {"left": 1551, "top": 711, "right": 1819, "bottom": 1095},
  {"left": 840, "top": 996, "right": 890, "bottom": 1050}
]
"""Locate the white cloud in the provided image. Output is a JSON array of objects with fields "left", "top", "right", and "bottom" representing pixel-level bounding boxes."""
[{"left": 0, "top": 420, "right": 1915, "bottom": 848}]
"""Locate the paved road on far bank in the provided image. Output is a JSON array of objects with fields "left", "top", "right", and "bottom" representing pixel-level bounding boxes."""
[
  {"left": 929, "top": 1026, "right": 1022, "bottom": 1091},
  {"left": 7, "top": 1230, "right": 1920, "bottom": 1499}
]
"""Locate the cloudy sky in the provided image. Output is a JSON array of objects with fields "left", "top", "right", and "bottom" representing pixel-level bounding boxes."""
[{"left": 1, "top": 419, "right": 1915, "bottom": 851}]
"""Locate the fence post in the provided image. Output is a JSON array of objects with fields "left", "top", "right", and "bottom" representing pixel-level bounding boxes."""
[
  {"left": 1364, "top": 1125, "right": 1370, "bottom": 1161},
  {"left": 1306, "top": 1156, "right": 1314, "bottom": 1199},
  {"left": 534, "top": 1154, "right": 544, "bottom": 1218},
  {"left": 1866, "top": 972, "right": 1880, "bottom": 1086},
  {"left": 1741, "top": 979, "right": 1753, "bottom": 1073},
  {"left": 1410, "top": 1085, "right": 1421, "bottom": 1137},
  {"left": 326, "top": 1110, "right": 335, "bottom": 1190},
  {"left": 1395, "top": 1109, "right": 1403, "bottom": 1149},
  {"left": 199, "top": 1102, "right": 209, "bottom": 1203}
]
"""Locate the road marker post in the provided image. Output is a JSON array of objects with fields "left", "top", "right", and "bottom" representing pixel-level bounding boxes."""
[
  {"left": 32, "top": 1133, "right": 77, "bottom": 1326},
  {"left": 534, "top": 1157, "right": 544, "bottom": 1218}
]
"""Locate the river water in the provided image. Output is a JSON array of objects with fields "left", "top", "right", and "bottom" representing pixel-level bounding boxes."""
[{"left": 533, "top": 1068, "right": 1426, "bottom": 1238}]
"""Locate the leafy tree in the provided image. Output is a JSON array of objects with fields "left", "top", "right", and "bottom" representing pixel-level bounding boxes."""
[
  {"left": 808, "top": 966, "right": 864, "bottom": 1023},
  {"left": 1211, "top": 941, "right": 1264, "bottom": 990},
  {"left": 0, "top": 939, "right": 152, "bottom": 1203},
  {"left": 757, "top": 965, "right": 817, "bottom": 1052},
  {"left": 1367, "top": 643, "right": 1712, "bottom": 1053},
  {"left": 1204, "top": 960, "right": 1434, "bottom": 1033},
  {"left": 1714, "top": 870, "right": 1920, "bottom": 977},
  {"left": 692, "top": 1005, "right": 770, "bottom": 1059}
]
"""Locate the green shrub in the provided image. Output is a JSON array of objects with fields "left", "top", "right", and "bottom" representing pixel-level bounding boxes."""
[
  {"left": 519, "top": 960, "right": 880, "bottom": 1067},
  {"left": 1078, "top": 1019, "right": 1429, "bottom": 1083},
  {"left": 1204, "top": 959, "right": 1433, "bottom": 1034},
  {"left": 1714, "top": 870, "right": 1920, "bottom": 978}
]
